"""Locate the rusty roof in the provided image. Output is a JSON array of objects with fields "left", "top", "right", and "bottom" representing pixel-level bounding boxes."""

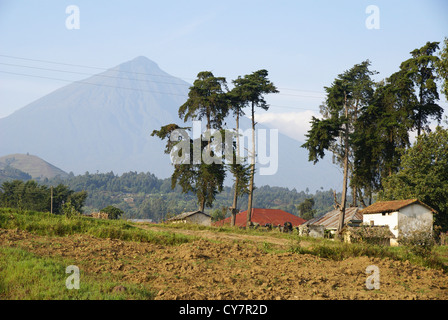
[
  {"left": 359, "top": 199, "right": 437, "bottom": 214},
  {"left": 303, "top": 207, "right": 361, "bottom": 230},
  {"left": 166, "top": 210, "right": 211, "bottom": 221},
  {"left": 214, "top": 208, "right": 307, "bottom": 227}
]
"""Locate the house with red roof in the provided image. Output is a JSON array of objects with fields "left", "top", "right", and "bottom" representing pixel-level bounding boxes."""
[{"left": 214, "top": 208, "right": 306, "bottom": 228}]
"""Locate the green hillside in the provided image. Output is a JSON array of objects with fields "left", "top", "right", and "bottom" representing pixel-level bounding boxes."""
[{"left": 0, "top": 154, "right": 68, "bottom": 180}]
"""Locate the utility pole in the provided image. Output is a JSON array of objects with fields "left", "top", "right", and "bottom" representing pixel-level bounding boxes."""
[{"left": 50, "top": 186, "right": 53, "bottom": 214}]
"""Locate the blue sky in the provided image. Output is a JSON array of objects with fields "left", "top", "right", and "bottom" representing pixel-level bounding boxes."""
[{"left": 0, "top": 0, "right": 447, "bottom": 140}]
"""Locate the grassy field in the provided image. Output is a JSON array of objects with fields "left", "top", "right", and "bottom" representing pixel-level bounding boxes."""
[
  {"left": 0, "top": 246, "right": 155, "bottom": 299},
  {"left": 0, "top": 208, "right": 447, "bottom": 300},
  {"left": 0, "top": 208, "right": 196, "bottom": 299},
  {"left": 0, "top": 208, "right": 194, "bottom": 245}
]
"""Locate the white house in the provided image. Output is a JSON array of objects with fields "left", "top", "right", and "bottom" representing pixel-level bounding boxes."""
[
  {"left": 360, "top": 199, "right": 435, "bottom": 246},
  {"left": 166, "top": 210, "right": 212, "bottom": 226}
]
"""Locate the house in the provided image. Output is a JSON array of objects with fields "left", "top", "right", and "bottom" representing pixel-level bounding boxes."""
[
  {"left": 301, "top": 207, "right": 362, "bottom": 237},
  {"left": 214, "top": 208, "right": 307, "bottom": 228},
  {"left": 166, "top": 210, "right": 212, "bottom": 226},
  {"left": 359, "top": 199, "right": 436, "bottom": 246}
]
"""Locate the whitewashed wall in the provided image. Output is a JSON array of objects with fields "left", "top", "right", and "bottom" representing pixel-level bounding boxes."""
[
  {"left": 363, "top": 203, "right": 433, "bottom": 240},
  {"left": 398, "top": 204, "right": 433, "bottom": 236},
  {"left": 363, "top": 212, "right": 399, "bottom": 238}
]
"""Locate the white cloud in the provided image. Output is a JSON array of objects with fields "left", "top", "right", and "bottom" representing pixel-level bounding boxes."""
[{"left": 254, "top": 110, "right": 320, "bottom": 143}]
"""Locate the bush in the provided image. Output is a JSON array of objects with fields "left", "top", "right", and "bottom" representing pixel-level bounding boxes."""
[
  {"left": 398, "top": 228, "right": 435, "bottom": 256},
  {"left": 100, "top": 205, "right": 124, "bottom": 220},
  {"left": 62, "top": 201, "right": 80, "bottom": 219},
  {"left": 345, "top": 225, "right": 395, "bottom": 245}
]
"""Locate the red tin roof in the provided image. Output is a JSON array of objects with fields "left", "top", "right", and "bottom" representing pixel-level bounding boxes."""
[{"left": 214, "top": 208, "right": 307, "bottom": 227}]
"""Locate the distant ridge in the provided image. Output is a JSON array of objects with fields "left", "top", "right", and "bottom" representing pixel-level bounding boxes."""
[{"left": 0, "top": 153, "right": 69, "bottom": 179}]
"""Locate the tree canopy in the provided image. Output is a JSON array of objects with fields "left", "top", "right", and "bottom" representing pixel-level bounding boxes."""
[
  {"left": 378, "top": 125, "right": 448, "bottom": 231},
  {"left": 0, "top": 180, "right": 87, "bottom": 214}
]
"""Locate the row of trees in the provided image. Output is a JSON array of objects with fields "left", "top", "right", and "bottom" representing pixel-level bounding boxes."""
[
  {"left": 45, "top": 171, "right": 163, "bottom": 194},
  {"left": 302, "top": 39, "right": 448, "bottom": 232},
  {"left": 36, "top": 168, "right": 337, "bottom": 222},
  {"left": 0, "top": 180, "right": 87, "bottom": 214},
  {"left": 152, "top": 70, "right": 278, "bottom": 227},
  {"left": 0, "top": 179, "right": 126, "bottom": 219}
]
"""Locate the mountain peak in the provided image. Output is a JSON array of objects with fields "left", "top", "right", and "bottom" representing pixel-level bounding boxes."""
[
  {"left": 130, "top": 56, "right": 156, "bottom": 64},
  {"left": 112, "top": 56, "right": 163, "bottom": 74}
]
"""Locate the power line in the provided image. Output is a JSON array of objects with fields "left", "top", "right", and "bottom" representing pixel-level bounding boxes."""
[
  {"left": 0, "top": 54, "right": 183, "bottom": 79},
  {"left": 3, "top": 64, "right": 445, "bottom": 112},
  {"left": 0, "top": 62, "right": 191, "bottom": 87},
  {"left": 0, "top": 70, "right": 189, "bottom": 97},
  {"left": 0, "top": 69, "right": 323, "bottom": 112},
  {"left": 0, "top": 53, "right": 328, "bottom": 95},
  {"left": 0, "top": 61, "right": 328, "bottom": 100}
]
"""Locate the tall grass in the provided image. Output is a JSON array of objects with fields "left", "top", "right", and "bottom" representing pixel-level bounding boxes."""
[
  {"left": 0, "top": 208, "right": 193, "bottom": 246},
  {"left": 0, "top": 246, "right": 155, "bottom": 300}
]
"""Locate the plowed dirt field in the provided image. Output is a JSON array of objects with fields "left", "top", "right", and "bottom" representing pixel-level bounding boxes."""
[{"left": 1, "top": 226, "right": 447, "bottom": 300}]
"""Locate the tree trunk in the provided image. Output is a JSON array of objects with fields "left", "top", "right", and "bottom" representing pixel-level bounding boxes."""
[
  {"left": 231, "top": 175, "right": 238, "bottom": 226},
  {"left": 247, "top": 103, "right": 256, "bottom": 227},
  {"left": 338, "top": 150, "right": 348, "bottom": 234},
  {"left": 417, "top": 83, "right": 423, "bottom": 136},
  {"left": 231, "top": 112, "right": 240, "bottom": 227},
  {"left": 351, "top": 186, "right": 357, "bottom": 207},
  {"left": 357, "top": 188, "right": 368, "bottom": 208},
  {"left": 230, "top": 207, "right": 237, "bottom": 227},
  {"left": 337, "top": 95, "right": 349, "bottom": 235},
  {"left": 206, "top": 112, "right": 212, "bottom": 154},
  {"left": 199, "top": 198, "right": 205, "bottom": 212}
]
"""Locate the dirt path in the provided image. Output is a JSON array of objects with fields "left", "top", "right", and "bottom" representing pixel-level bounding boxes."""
[{"left": 1, "top": 227, "right": 447, "bottom": 300}]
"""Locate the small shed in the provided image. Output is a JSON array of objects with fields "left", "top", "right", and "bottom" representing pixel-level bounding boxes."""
[
  {"left": 166, "top": 210, "right": 212, "bottom": 226},
  {"left": 360, "top": 199, "right": 435, "bottom": 246},
  {"left": 301, "top": 207, "right": 362, "bottom": 237}
]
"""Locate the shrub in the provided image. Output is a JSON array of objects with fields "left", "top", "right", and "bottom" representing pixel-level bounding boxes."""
[
  {"left": 62, "top": 201, "right": 80, "bottom": 219},
  {"left": 100, "top": 205, "right": 124, "bottom": 220},
  {"left": 345, "top": 225, "right": 395, "bottom": 245},
  {"left": 398, "top": 228, "right": 435, "bottom": 257}
]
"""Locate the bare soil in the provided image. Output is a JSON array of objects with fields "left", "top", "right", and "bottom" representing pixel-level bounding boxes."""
[{"left": 1, "top": 227, "right": 447, "bottom": 300}]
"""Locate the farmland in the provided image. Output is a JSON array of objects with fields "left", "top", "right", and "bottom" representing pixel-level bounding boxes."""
[{"left": 0, "top": 209, "right": 447, "bottom": 300}]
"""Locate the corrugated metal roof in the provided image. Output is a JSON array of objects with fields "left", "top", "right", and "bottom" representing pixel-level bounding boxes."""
[
  {"left": 214, "top": 208, "right": 307, "bottom": 227},
  {"left": 360, "top": 199, "right": 437, "bottom": 214},
  {"left": 303, "top": 207, "right": 361, "bottom": 230},
  {"left": 166, "top": 210, "right": 211, "bottom": 221}
]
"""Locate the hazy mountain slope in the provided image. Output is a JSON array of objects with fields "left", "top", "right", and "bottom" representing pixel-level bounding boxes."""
[
  {"left": 0, "top": 153, "right": 68, "bottom": 179},
  {"left": 0, "top": 56, "right": 187, "bottom": 177},
  {"left": 0, "top": 56, "right": 341, "bottom": 191}
]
